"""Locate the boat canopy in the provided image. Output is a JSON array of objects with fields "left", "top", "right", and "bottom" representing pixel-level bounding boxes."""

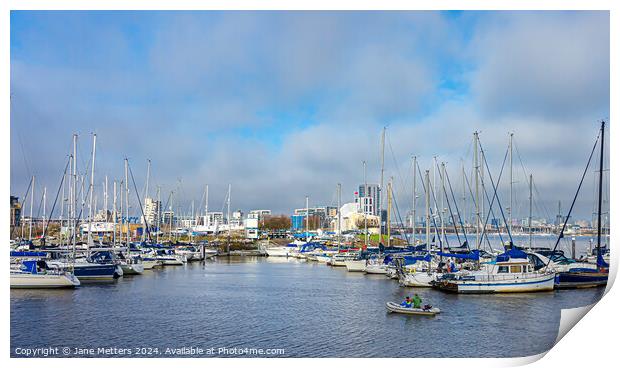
[
  {"left": 20, "top": 260, "right": 39, "bottom": 274},
  {"left": 496, "top": 248, "right": 528, "bottom": 262},
  {"left": 436, "top": 250, "right": 480, "bottom": 260},
  {"left": 10, "top": 251, "right": 47, "bottom": 257},
  {"left": 384, "top": 254, "right": 431, "bottom": 265}
]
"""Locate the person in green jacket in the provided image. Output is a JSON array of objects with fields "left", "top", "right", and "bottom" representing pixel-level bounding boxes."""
[{"left": 412, "top": 294, "right": 422, "bottom": 309}]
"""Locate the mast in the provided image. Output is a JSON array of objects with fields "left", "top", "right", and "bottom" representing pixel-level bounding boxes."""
[
  {"left": 508, "top": 133, "right": 513, "bottom": 236},
  {"left": 433, "top": 156, "right": 438, "bottom": 243},
  {"left": 412, "top": 156, "right": 417, "bottom": 244},
  {"left": 156, "top": 186, "right": 161, "bottom": 244},
  {"left": 72, "top": 134, "right": 77, "bottom": 263},
  {"left": 227, "top": 184, "right": 232, "bottom": 253},
  {"left": 337, "top": 183, "right": 342, "bottom": 250},
  {"left": 474, "top": 131, "right": 480, "bottom": 251},
  {"left": 363, "top": 160, "right": 368, "bottom": 249},
  {"left": 596, "top": 120, "right": 605, "bottom": 268},
  {"left": 204, "top": 184, "right": 209, "bottom": 226},
  {"left": 29, "top": 176, "right": 34, "bottom": 241},
  {"left": 528, "top": 174, "right": 533, "bottom": 249},
  {"left": 125, "top": 158, "right": 130, "bottom": 247},
  {"left": 142, "top": 159, "right": 151, "bottom": 242},
  {"left": 305, "top": 195, "right": 309, "bottom": 237},
  {"left": 113, "top": 180, "right": 117, "bottom": 247},
  {"left": 425, "top": 170, "right": 430, "bottom": 254},
  {"left": 87, "top": 133, "right": 97, "bottom": 246},
  {"left": 104, "top": 176, "right": 108, "bottom": 217},
  {"left": 440, "top": 162, "right": 447, "bottom": 252},
  {"left": 379, "top": 127, "right": 385, "bottom": 245},
  {"left": 42, "top": 186, "right": 47, "bottom": 238},
  {"left": 387, "top": 178, "right": 392, "bottom": 248}
]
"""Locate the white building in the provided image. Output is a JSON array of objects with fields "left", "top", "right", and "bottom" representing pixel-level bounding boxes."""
[
  {"left": 244, "top": 218, "right": 259, "bottom": 239},
  {"left": 142, "top": 197, "right": 160, "bottom": 226},
  {"left": 248, "top": 209, "right": 271, "bottom": 220}
]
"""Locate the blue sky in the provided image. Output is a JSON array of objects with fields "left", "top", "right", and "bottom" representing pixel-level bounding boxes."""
[{"left": 10, "top": 11, "right": 609, "bottom": 222}]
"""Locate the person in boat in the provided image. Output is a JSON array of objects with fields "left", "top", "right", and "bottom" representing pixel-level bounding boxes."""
[
  {"left": 412, "top": 294, "right": 422, "bottom": 309},
  {"left": 400, "top": 296, "right": 412, "bottom": 308}
]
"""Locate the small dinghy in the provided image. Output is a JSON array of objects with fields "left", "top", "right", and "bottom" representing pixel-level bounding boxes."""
[{"left": 385, "top": 302, "right": 440, "bottom": 316}]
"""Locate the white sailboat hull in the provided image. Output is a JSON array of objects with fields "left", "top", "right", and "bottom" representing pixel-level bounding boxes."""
[
  {"left": 344, "top": 260, "right": 367, "bottom": 272},
  {"left": 400, "top": 272, "right": 436, "bottom": 287},
  {"left": 11, "top": 272, "right": 80, "bottom": 289}
]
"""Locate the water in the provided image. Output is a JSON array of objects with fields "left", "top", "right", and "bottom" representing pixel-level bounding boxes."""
[{"left": 11, "top": 256, "right": 604, "bottom": 358}]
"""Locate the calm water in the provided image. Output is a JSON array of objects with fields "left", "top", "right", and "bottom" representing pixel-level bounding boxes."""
[{"left": 11, "top": 255, "right": 605, "bottom": 358}]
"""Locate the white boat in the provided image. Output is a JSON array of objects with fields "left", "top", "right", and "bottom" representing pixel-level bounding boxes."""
[
  {"left": 385, "top": 302, "right": 440, "bottom": 316},
  {"left": 315, "top": 255, "right": 332, "bottom": 263},
  {"left": 329, "top": 252, "right": 358, "bottom": 267},
  {"left": 344, "top": 259, "right": 367, "bottom": 272},
  {"left": 434, "top": 254, "right": 555, "bottom": 293},
  {"left": 10, "top": 261, "right": 80, "bottom": 289},
  {"left": 400, "top": 270, "right": 436, "bottom": 287},
  {"left": 120, "top": 262, "right": 144, "bottom": 275},
  {"left": 365, "top": 263, "right": 389, "bottom": 274},
  {"left": 141, "top": 259, "right": 161, "bottom": 270}
]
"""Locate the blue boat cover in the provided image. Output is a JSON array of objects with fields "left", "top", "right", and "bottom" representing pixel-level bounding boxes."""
[
  {"left": 436, "top": 250, "right": 480, "bottom": 260},
  {"left": 496, "top": 248, "right": 528, "bottom": 262},
  {"left": 597, "top": 252, "right": 609, "bottom": 269},
  {"left": 10, "top": 251, "right": 47, "bottom": 257},
  {"left": 21, "top": 260, "right": 38, "bottom": 274}
]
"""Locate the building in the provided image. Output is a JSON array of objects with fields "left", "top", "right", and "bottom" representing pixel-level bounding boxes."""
[
  {"left": 293, "top": 206, "right": 338, "bottom": 228},
  {"left": 330, "top": 202, "right": 380, "bottom": 233},
  {"left": 355, "top": 184, "right": 380, "bottom": 216},
  {"left": 230, "top": 210, "right": 244, "bottom": 227},
  {"left": 206, "top": 212, "right": 224, "bottom": 226},
  {"left": 291, "top": 215, "right": 305, "bottom": 231},
  {"left": 142, "top": 197, "right": 161, "bottom": 226},
  {"left": 248, "top": 209, "right": 271, "bottom": 220},
  {"left": 10, "top": 196, "right": 21, "bottom": 227},
  {"left": 162, "top": 211, "right": 175, "bottom": 226},
  {"left": 244, "top": 218, "right": 259, "bottom": 239}
]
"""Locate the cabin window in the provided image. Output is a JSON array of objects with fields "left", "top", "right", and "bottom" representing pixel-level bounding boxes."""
[
  {"left": 498, "top": 266, "right": 509, "bottom": 273},
  {"left": 510, "top": 265, "right": 522, "bottom": 273}
]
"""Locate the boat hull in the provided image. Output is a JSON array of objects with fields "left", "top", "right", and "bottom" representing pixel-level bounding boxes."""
[
  {"left": 400, "top": 272, "right": 435, "bottom": 287},
  {"left": 344, "top": 260, "right": 367, "bottom": 272},
  {"left": 11, "top": 273, "right": 80, "bottom": 289},
  {"left": 436, "top": 273, "right": 556, "bottom": 294},
  {"left": 555, "top": 271, "right": 608, "bottom": 289}
]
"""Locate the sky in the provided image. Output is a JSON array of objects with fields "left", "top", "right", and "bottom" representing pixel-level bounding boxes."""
[{"left": 10, "top": 11, "right": 610, "bottom": 223}]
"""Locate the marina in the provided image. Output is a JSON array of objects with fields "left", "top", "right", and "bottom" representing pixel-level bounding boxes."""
[{"left": 10, "top": 254, "right": 606, "bottom": 358}]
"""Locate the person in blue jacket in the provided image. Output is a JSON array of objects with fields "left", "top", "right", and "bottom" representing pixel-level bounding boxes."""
[{"left": 400, "top": 296, "right": 412, "bottom": 308}]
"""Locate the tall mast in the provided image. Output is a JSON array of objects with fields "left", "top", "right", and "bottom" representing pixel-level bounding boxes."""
[
  {"left": 227, "top": 184, "right": 232, "bottom": 252},
  {"left": 156, "top": 186, "right": 161, "bottom": 244},
  {"left": 125, "top": 159, "right": 130, "bottom": 246},
  {"left": 528, "top": 174, "right": 533, "bottom": 250},
  {"left": 363, "top": 160, "right": 368, "bottom": 249},
  {"left": 305, "top": 195, "right": 309, "bottom": 236},
  {"left": 337, "top": 183, "right": 342, "bottom": 250},
  {"left": 425, "top": 170, "right": 430, "bottom": 254},
  {"left": 440, "top": 162, "right": 447, "bottom": 251},
  {"left": 72, "top": 134, "right": 77, "bottom": 262},
  {"left": 87, "top": 133, "right": 97, "bottom": 246},
  {"left": 104, "top": 175, "right": 108, "bottom": 217},
  {"left": 596, "top": 120, "right": 605, "bottom": 267},
  {"left": 204, "top": 184, "right": 209, "bottom": 226},
  {"left": 29, "top": 176, "right": 35, "bottom": 241},
  {"left": 113, "top": 180, "right": 117, "bottom": 247},
  {"left": 412, "top": 156, "right": 417, "bottom": 244},
  {"left": 42, "top": 186, "right": 47, "bottom": 238},
  {"left": 379, "top": 127, "right": 385, "bottom": 244},
  {"left": 433, "top": 156, "right": 438, "bottom": 242},
  {"left": 508, "top": 133, "right": 513, "bottom": 236},
  {"left": 474, "top": 132, "right": 480, "bottom": 250},
  {"left": 387, "top": 178, "right": 392, "bottom": 248}
]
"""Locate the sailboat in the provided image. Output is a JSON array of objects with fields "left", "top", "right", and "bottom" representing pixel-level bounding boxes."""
[
  {"left": 554, "top": 121, "right": 609, "bottom": 289},
  {"left": 11, "top": 260, "right": 80, "bottom": 289}
]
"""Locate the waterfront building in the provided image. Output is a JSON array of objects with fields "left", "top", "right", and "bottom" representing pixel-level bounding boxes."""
[
  {"left": 162, "top": 210, "right": 175, "bottom": 227},
  {"left": 293, "top": 206, "right": 337, "bottom": 228},
  {"left": 244, "top": 218, "right": 259, "bottom": 239},
  {"left": 355, "top": 184, "right": 380, "bottom": 216}
]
